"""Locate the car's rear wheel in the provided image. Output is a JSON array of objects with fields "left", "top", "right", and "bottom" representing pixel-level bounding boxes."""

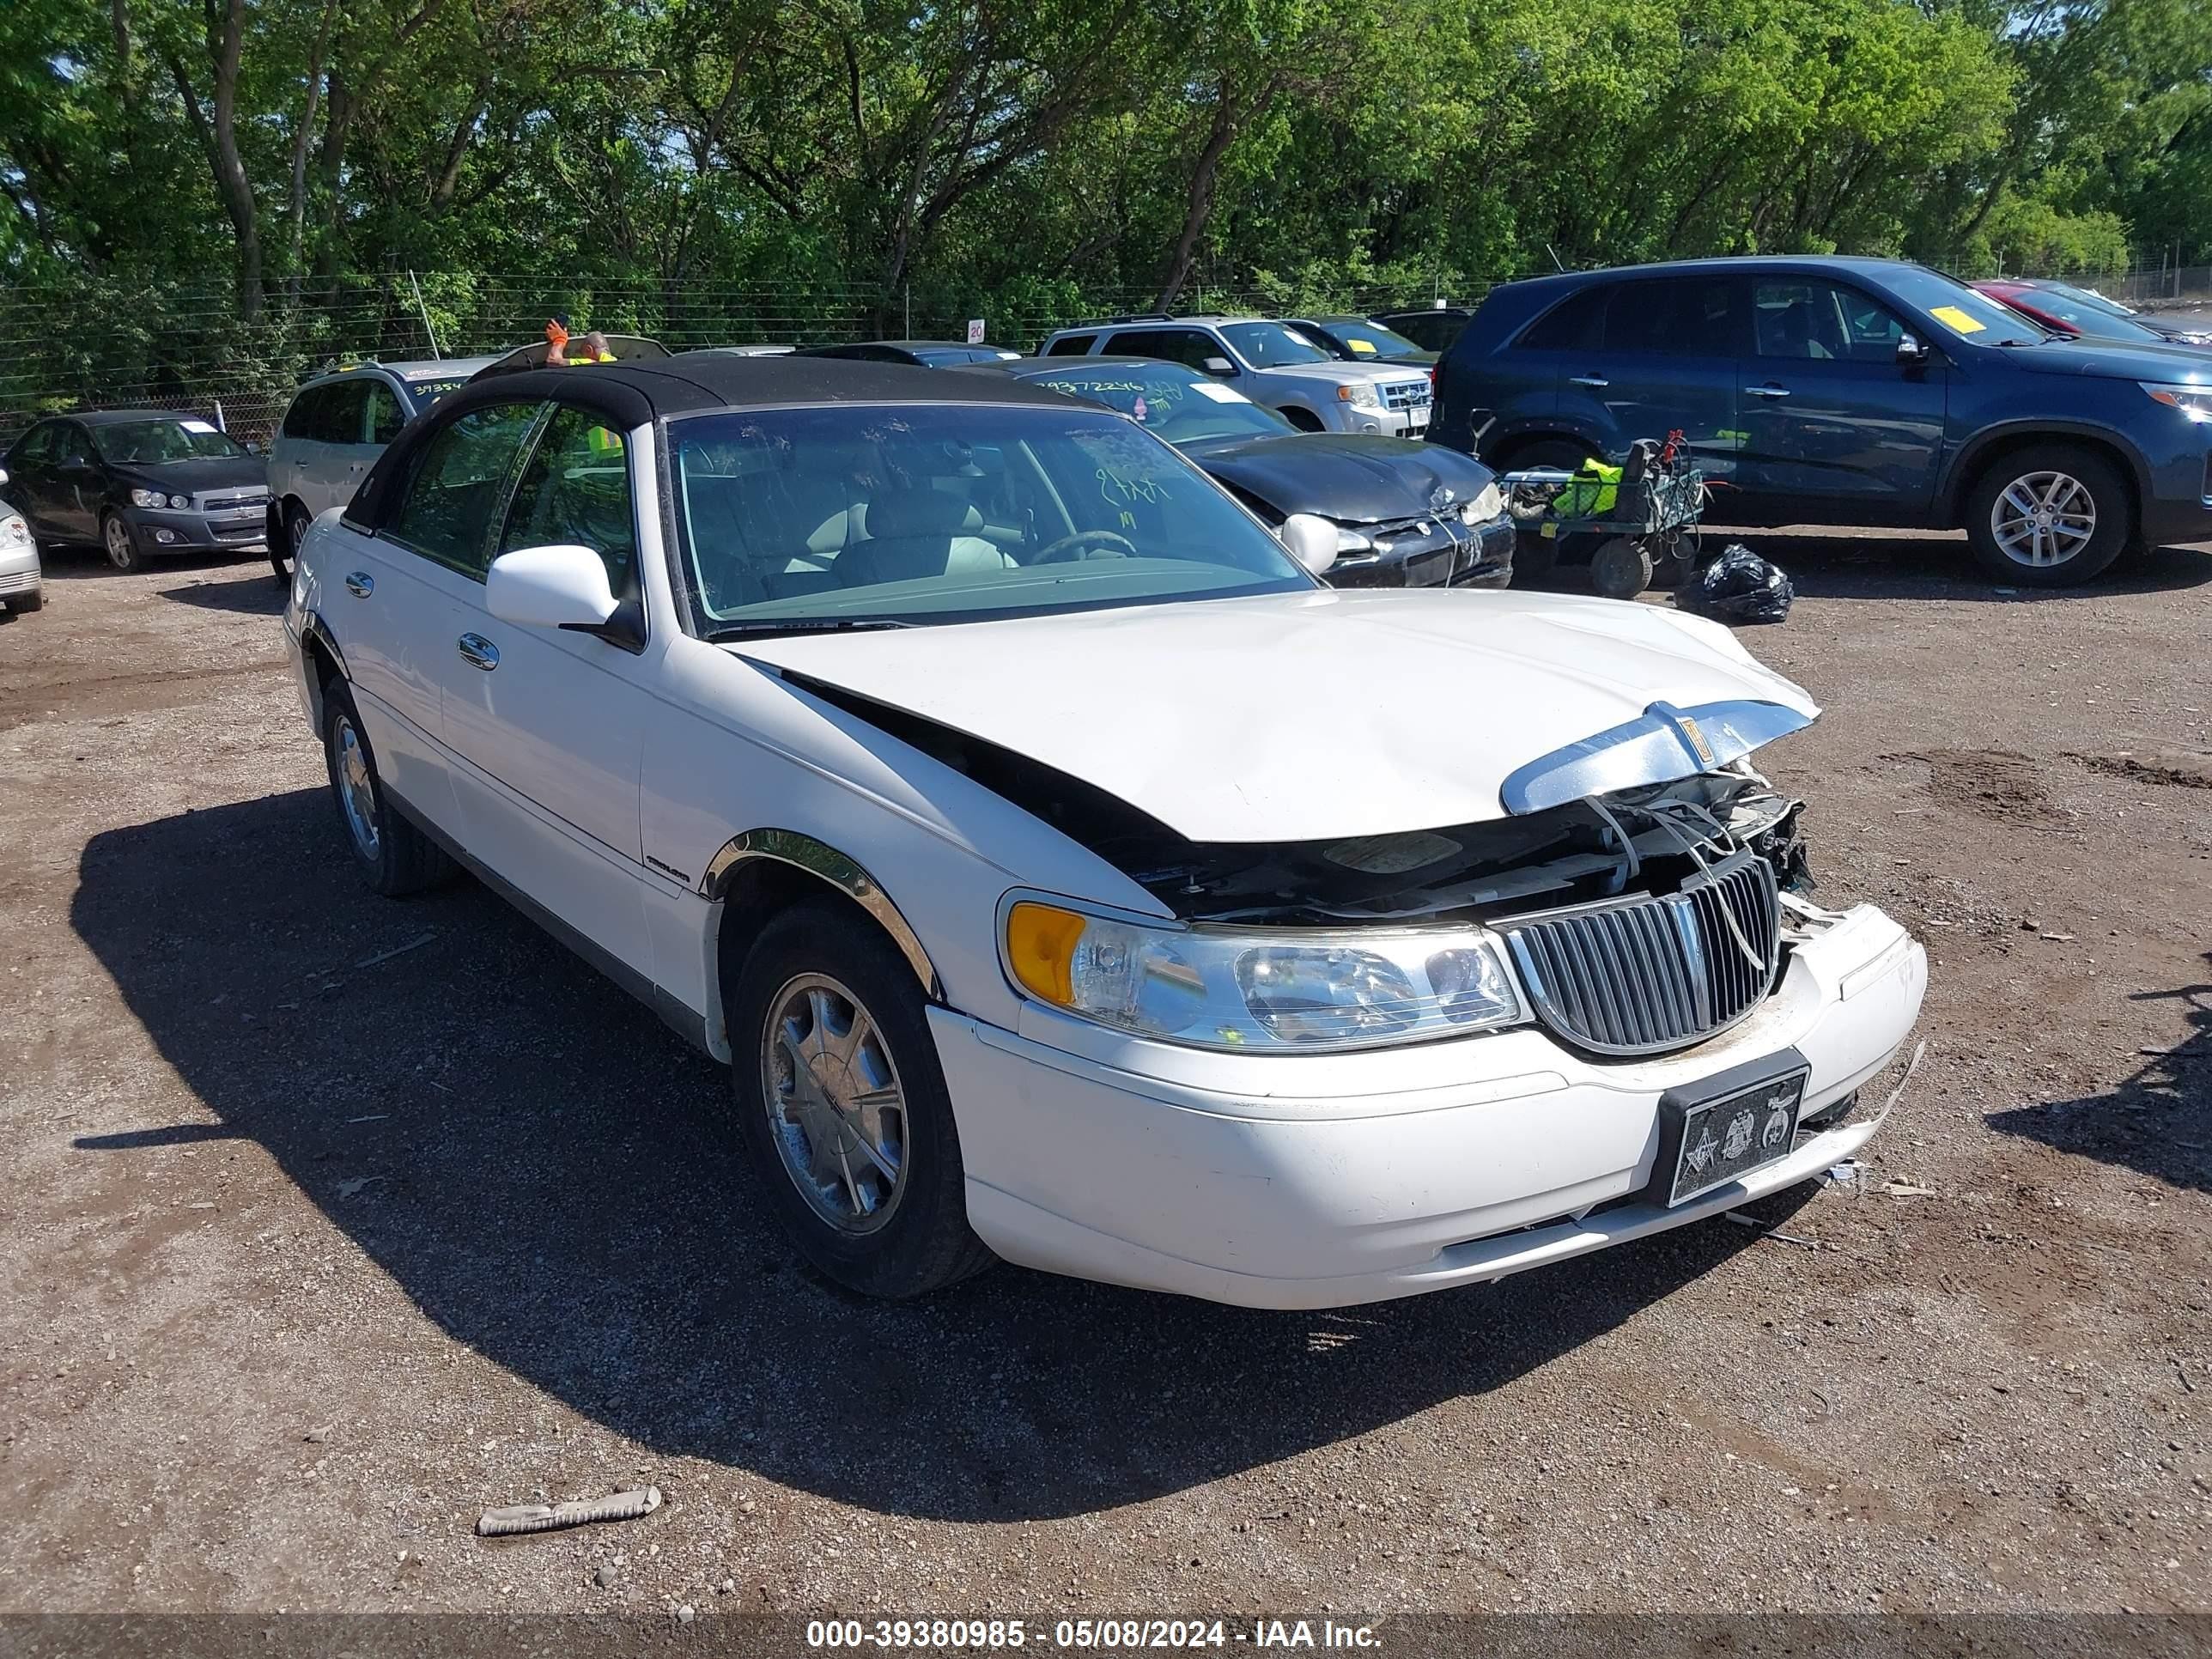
[
  {"left": 1964, "top": 444, "right": 2129, "bottom": 586},
  {"left": 320, "top": 678, "right": 453, "bottom": 896},
  {"left": 101, "top": 512, "right": 140, "bottom": 573},
  {"left": 726, "top": 898, "right": 993, "bottom": 1298}
]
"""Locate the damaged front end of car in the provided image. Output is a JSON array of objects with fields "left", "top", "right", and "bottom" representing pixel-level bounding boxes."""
[{"left": 790, "top": 672, "right": 1837, "bottom": 1060}]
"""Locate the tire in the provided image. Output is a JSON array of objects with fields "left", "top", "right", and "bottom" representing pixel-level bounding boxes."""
[
  {"left": 1589, "top": 534, "right": 1654, "bottom": 599},
  {"left": 1964, "top": 444, "right": 2130, "bottom": 586},
  {"left": 726, "top": 898, "right": 994, "bottom": 1299},
  {"left": 320, "top": 678, "right": 453, "bottom": 896},
  {"left": 101, "top": 511, "right": 141, "bottom": 573},
  {"left": 12, "top": 585, "right": 43, "bottom": 614},
  {"left": 272, "top": 499, "right": 311, "bottom": 583}
]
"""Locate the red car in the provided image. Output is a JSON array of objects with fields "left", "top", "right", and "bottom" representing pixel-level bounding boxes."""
[{"left": 1972, "top": 279, "right": 2212, "bottom": 349}]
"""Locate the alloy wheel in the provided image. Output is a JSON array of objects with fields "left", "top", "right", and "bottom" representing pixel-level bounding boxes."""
[
  {"left": 1990, "top": 470, "right": 2096, "bottom": 568},
  {"left": 332, "top": 714, "right": 381, "bottom": 860},
  {"left": 759, "top": 973, "right": 908, "bottom": 1232},
  {"left": 104, "top": 516, "right": 135, "bottom": 569}
]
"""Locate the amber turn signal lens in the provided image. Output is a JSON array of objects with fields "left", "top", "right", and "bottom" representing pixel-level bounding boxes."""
[{"left": 1005, "top": 902, "right": 1088, "bottom": 1006}]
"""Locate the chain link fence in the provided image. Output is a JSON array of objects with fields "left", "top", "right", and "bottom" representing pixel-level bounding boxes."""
[{"left": 3, "top": 254, "right": 2201, "bottom": 450}]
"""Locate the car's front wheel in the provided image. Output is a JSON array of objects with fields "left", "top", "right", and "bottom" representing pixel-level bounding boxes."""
[
  {"left": 726, "top": 898, "right": 993, "bottom": 1298},
  {"left": 101, "top": 511, "right": 140, "bottom": 573},
  {"left": 1964, "top": 445, "right": 2130, "bottom": 586},
  {"left": 320, "top": 678, "right": 453, "bottom": 896}
]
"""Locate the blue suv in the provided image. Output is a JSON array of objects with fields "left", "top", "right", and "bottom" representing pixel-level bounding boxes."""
[{"left": 1429, "top": 257, "right": 2212, "bottom": 585}]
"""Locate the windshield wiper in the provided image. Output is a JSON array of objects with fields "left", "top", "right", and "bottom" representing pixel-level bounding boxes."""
[{"left": 706, "top": 617, "right": 915, "bottom": 641}]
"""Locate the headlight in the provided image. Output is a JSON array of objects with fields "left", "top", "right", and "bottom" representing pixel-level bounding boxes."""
[
  {"left": 1003, "top": 898, "right": 1524, "bottom": 1052},
  {"left": 2142, "top": 382, "right": 2212, "bottom": 421},
  {"left": 129, "top": 488, "right": 166, "bottom": 508},
  {"left": 1462, "top": 483, "right": 1504, "bottom": 523},
  {"left": 1335, "top": 381, "right": 1381, "bottom": 410},
  {"left": 0, "top": 514, "right": 29, "bottom": 549},
  {"left": 171, "top": 493, "right": 191, "bottom": 508}
]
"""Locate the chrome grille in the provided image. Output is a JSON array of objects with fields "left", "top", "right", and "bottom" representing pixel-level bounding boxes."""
[
  {"left": 1498, "top": 854, "right": 1781, "bottom": 1055},
  {"left": 198, "top": 486, "right": 270, "bottom": 513},
  {"left": 1381, "top": 380, "right": 1432, "bottom": 412}
]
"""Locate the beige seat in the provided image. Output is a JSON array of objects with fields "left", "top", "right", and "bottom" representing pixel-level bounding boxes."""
[{"left": 836, "top": 488, "right": 1016, "bottom": 588}]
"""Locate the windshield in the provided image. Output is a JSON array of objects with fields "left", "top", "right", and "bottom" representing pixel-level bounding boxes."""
[
  {"left": 1021, "top": 363, "right": 1292, "bottom": 445},
  {"left": 407, "top": 378, "right": 471, "bottom": 409},
  {"left": 1311, "top": 319, "right": 1425, "bottom": 360},
  {"left": 89, "top": 418, "right": 247, "bottom": 465},
  {"left": 2007, "top": 289, "right": 2164, "bottom": 343},
  {"left": 1218, "top": 322, "right": 1334, "bottom": 368},
  {"left": 2040, "top": 281, "right": 2136, "bottom": 319},
  {"left": 1881, "top": 269, "right": 2047, "bottom": 346},
  {"left": 669, "top": 403, "right": 1314, "bottom": 634}
]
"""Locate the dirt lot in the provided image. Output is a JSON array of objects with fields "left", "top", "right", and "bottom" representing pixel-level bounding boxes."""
[{"left": 1, "top": 527, "right": 2208, "bottom": 1620}]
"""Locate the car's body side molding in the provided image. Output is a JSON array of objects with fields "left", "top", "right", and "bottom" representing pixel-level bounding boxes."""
[{"left": 698, "top": 827, "right": 942, "bottom": 999}]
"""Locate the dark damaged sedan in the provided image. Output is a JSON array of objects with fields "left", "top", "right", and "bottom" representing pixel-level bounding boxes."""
[
  {"left": 2, "top": 410, "right": 269, "bottom": 573},
  {"left": 969, "top": 357, "right": 1513, "bottom": 587}
]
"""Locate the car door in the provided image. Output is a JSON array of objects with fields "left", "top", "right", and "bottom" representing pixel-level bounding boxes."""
[
  {"left": 3, "top": 423, "right": 65, "bottom": 536},
  {"left": 46, "top": 422, "right": 107, "bottom": 540},
  {"left": 338, "top": 400, "right": 543, "bottom": 834},
  {"left": 1553, "top": 276, "right": 1746, "bottom": 479},
  {"left": 312, "top": 382, "right": 374, "bottom": 515},
  {"left": 435, "top": 403, "right": 655, "bottom": 984},
  {"left": 1735, "top": 276, "right": 1948, "bottom": 520}
]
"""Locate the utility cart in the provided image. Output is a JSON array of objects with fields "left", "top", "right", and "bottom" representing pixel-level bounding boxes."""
[{"left": 1502, "top": 434, "right": 1707, "bottom": 599}]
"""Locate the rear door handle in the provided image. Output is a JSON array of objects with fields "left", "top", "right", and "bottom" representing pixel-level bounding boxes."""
[
  {"left": 343, "top": 572, "right": 374, "bottom": 597},
  {"left": 457, "top": 632, "right": 500, "bottom": 672},
  {"left": 1747, "top": 383, "right": 1791, "bottom": 399},
  {"left": 1570, "top": 374, "right": 1610, "bottom": 388}
]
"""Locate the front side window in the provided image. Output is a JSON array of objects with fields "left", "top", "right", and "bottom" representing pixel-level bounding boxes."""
[
  {"left": 1217, "top": 322, "right": 1334, "bottom": 368},
  {"left": 89, "top": 418, "right": 247, "bottom": 465},
  {"left": 386, "top": 403, "right": 541, "bottom": 577},
  {"left": 1102, "top": 328, "right": 1221, "bottom": 371},
  {"left": 668, "top": 403, "right": 1314, "bottom": 635},
  {"left": 500, "top": 407, "right": 635, "bottom": 592},
  {"left": 1754, "top": 281, "right": 1911, "bottom": 364},
  {"left": 367, "top": 382, "right": 407, "bottom": 445},
  {"left": 12, "top": 422, "right": 59, "bottom": 465},
  {"left": 1023, "top": 362, "right": 1291, "bottom": 443}
]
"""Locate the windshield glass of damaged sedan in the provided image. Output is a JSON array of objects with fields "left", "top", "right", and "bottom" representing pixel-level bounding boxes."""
[
  {"left": 90, "top": 418, "right": 250, "bottom": 465},
  {"left": 1026, "top": 365, "right": 1292, "bottom": 444},
  {"left": 669, "top": 404, "right": 1316, "bottom": 632}
]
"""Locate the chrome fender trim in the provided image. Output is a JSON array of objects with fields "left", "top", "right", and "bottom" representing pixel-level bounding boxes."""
[{"left": 699, "top": 828, "right": 941, "bottom": 998}]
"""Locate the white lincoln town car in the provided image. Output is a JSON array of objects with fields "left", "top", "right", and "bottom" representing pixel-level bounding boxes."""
[{"left": 284, "top": 353, "right": 1926, "bottom": 1309}]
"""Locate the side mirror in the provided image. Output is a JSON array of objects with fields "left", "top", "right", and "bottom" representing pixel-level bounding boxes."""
[
  {"left": 1278, "top": 513, "right": 1340, "bottom": 576},
  {"left": 1202, "top": 356, "right": 1237, "bottom": 377},
  {"left": 486, "top": 544, "right": 618, "bottom": 630},
  {"left": 1897, "top": 333, "right": 1931, "bottom": 368}
]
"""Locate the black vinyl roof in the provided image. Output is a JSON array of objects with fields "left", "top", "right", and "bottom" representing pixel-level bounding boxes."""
[{"left": 346, "top": 351, "right": 1088, "bottom": 532}]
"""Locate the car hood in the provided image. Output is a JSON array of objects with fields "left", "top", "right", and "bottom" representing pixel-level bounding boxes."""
[
  {"left": 111, "top": 455, "right": 267, "bottom": 494},
  {"left": 1181, "top": 432, "right": 1497, "bottom": 524},
  {"left": 1999, "top": 337, "right": 2212, "bottom": 382},
  {"left": 733, "top": 587, "right": 1817, "bottom": 843},
  {"left": 1251, "top": 361, "right": 1429, "bottom": 388}
]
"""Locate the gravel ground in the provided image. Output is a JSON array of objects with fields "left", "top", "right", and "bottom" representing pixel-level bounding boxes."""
[{"left": 0, "top": 527, "right": 2208, "bottom": 1620}]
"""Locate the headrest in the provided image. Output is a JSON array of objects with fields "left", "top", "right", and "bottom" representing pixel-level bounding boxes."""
[{"left": 865, "top": 485, "right": 980, "bottom": 540}]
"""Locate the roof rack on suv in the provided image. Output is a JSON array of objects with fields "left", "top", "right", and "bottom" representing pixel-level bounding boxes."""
[{"left": 1084, "top": 312, "right": 1241, "bottom": 325}]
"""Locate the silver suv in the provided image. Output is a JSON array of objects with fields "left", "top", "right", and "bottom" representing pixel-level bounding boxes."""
[
  {"left": 266, "top": 356, "right": 501, "bottom": 574},
  {"left": 1035, "top": 316, "right": 1433, "bottom": 437}
]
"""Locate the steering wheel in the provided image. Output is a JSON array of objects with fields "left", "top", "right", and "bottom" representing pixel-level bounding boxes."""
[{"left": 1030, "top": 529, "right": 1137, "bottom": 564}]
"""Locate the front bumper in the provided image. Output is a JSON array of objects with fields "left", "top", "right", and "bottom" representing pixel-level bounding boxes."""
[
  {"left": 119, "top": 504, "right": 268, "bottom": 555},
  {"left": 1325, "top": 512, "right": 1514, "bottom": 590},
  {"left": 0, "top": 547, "right": 40, "bottom": 598},
  {"left": 935, "top": 902, "right": 1925, "bottom": 1309}
]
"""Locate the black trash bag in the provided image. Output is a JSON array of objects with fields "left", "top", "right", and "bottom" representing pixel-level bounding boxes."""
[{"left": 1676, "top": 542, "right": 1793, "bottom": 624}]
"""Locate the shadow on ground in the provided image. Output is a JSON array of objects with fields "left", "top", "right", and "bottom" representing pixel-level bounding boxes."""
[
  {"left": 157, "top": 569, "right": 289, "bottom": 615},
  {"left": 70, "top": 787, "right": 1803, "bottom": 1522},
  {"left": 1988, "top": 954, "right": 2212, "bottom": 1193}
]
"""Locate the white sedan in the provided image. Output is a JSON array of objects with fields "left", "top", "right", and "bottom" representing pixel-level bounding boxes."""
[{"left": 285, "top": 352, "right": 1925, "bottom": 1309}]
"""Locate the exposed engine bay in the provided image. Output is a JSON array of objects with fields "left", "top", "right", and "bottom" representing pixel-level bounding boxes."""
[{"left": 793, "top": 673, "right": 1815, "bottom": 927}]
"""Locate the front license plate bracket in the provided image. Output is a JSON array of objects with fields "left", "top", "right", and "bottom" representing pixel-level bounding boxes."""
[{"left": 1650, "top": 1047, "right": 1811, "bottom": 1207}]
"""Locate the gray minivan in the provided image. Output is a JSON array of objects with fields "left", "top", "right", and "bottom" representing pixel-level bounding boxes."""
[{"left": 265, "top": 357, "right": 499, "bottom": 577}]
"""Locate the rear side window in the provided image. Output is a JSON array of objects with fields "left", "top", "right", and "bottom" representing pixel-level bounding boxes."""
[
  {"left": 1518, "top": 289, "right": 1607, "bottom": 352},
  {"left": 1045, "top": 332, "right": 1098, "bottom": 356},
  {"left": 500, "top": 406, "right": 635, "bottom": 593},
  {"left": 1605, "top": 278, "right": 1742, "bottom": 356},
  {"left": 386, "top": 403, "right": 542, "bottom": 578}
]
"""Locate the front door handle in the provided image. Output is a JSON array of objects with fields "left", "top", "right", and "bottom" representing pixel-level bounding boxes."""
[
  {"left": 1569, "top": 374, "right": 1610, "bottom": 388},
  {"left": 1747, "top": 383, "right": 1791, "bottom": 399},
  {"left": 457, "top": 633, "right": 500, "bottom": 672},
  {"left": 343, "top": 571, "right": 374, "bottom": 597}
]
